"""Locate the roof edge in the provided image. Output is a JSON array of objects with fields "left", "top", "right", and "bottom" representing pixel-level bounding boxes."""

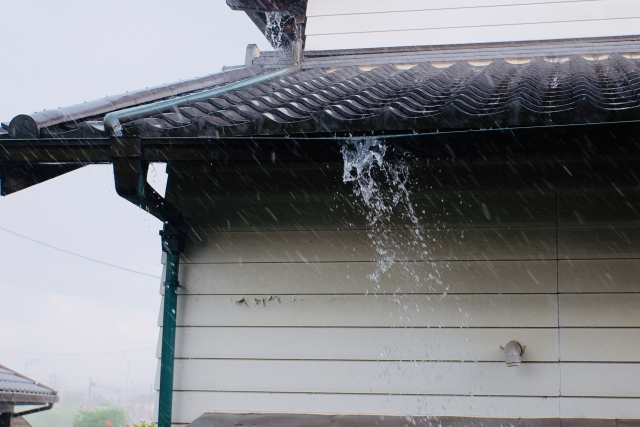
[
  {"left": 302, "top": 34, "right": 640, "bottom": 58},
  {"left": 0, "top": 392, "right": 59, "bottom": 406},
  {"left": 0, "top": 364, "right": 58, "bottom": 406}
]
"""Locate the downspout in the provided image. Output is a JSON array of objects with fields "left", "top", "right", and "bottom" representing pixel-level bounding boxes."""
[
  {"left": 110, "top": 137, "right": 185, "bottom": 427},
  {"left": 157, "top": 221, "right": 184, "bottom": 427},
  {"left": 106, "top": 67, "right": 294, "bottom": 427}
]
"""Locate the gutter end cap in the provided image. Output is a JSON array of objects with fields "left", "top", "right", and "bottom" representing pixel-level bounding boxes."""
[{"left": 8, "top": 115, "right": 39, "bottom": 138}]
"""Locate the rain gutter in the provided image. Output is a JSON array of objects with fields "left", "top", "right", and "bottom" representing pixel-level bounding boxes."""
[
  {"left": 13, "top": 403, "right": 54, "bottom": 418},
  {"left": 104, "top": 67, "right": 296, "bottom": 136},
  {"left": 107, "top": 67, "right": 294, "bottom": 427}
]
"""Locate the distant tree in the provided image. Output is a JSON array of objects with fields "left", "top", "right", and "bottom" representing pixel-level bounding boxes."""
[{"left": 73, "top": 406, "right": 129, "bottom": 427}]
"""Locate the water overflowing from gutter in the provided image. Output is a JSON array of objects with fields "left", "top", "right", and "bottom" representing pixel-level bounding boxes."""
[
  {"left": 342, "top": 137, "right": 441, "bottom": 289},
  {"left": 264, "top": 11, "right": 290, "bottom": 52}
]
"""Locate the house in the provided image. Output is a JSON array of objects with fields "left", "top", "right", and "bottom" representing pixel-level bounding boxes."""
[
  {"left": 2, "top": 0, "right": 640, "bottom": 426},
  {"left": 0, "top": 365, "right": 58, "bottom": 427}
]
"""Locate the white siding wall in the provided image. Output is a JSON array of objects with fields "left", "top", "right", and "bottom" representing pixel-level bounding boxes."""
[
  {"left": 158, "top": 155, "right": 640, "bottom": 424},
  {"left": 305, "top": 0, "right": 640, "bottom": 51}
]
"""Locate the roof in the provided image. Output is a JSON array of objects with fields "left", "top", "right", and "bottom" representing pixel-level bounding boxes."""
[
  {"left": 6, "top": 51, "right": 640, "bottom": 140},
  {"left": 3, "top": 38, "right": 640, "bottom": 196},
  {"left": 0, "top": 365, "right": 58, "bottom": 406},
  {"left": 2, "top": 66, "right": 266, "bottom": 138}
]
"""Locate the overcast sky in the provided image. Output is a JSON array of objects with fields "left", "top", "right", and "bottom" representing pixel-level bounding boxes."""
[{"left": 0, "top": 0, "right": 270, "bottom": 395}]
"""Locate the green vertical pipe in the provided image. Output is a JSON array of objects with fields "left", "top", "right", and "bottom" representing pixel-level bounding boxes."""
[{"left": 159, "top": 252, "right": 180, "bottom": 427}]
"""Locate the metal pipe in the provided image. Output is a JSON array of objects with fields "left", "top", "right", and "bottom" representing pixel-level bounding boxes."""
[
  {"left": 158, "top": 223, "right": 185, "bottom": 427},
  {"left": 6, "top": 66, "right": 267, "bottom": 138},
  {"left": 13, "top": 403, "right": 54, "bottom": 418},
  {"left": 105, "top": 67, "right": 295, "bottom": 136},
  {"left": 159, "top": 255, "right": 178, "bottom": 427}
]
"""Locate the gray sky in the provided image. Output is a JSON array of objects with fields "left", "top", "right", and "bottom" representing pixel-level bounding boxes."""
[{"left": 0, "top": 0, "right": 269, "bottom": 394}]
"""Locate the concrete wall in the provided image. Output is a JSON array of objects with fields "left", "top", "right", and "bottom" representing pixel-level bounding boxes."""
[
  {"left": 157, "top": 150, "right": 640, "bottom": 425},
  {"left": 304, "top": 0, "right": 640, "bottom": 51}
]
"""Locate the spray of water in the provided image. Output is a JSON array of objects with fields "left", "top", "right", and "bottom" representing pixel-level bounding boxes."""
[
  {"left": 342, "top": 137, "right": 433, "bottom": 284},
  {"left": 264, "top": 12, "right": 292, "bottom": 52}
]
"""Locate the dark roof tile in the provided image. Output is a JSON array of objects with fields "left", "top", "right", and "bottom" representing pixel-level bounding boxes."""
[
  {"left": 0, "top": 365, "right": 57, "bottom": 406},
  {"left": 15, "top": 54, "right": 640, "bottom": 139}
]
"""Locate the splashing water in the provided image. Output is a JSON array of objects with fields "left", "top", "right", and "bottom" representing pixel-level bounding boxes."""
[
  {"left": 342, "top": 137, "right": 429, "bottom": 282},
  {"left": 264, "top": 12, "right": 292, "bottom": 52}
]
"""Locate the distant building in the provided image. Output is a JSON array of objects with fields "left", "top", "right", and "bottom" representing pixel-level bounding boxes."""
[
  {"left": 2, "top": 1, "right": 640, "bottom": 426},
  {"left": 0, "top": 365, "right": 58, "bottom": 427}
]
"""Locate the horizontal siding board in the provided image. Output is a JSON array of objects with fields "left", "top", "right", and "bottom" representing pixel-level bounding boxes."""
[
  {"left": 180, "top": 228, "right": 557, "bottom": 264},
  {"left": 557, "top": 191, "right": 640, "bottom": 226},
  {"left": 162, "top": 359, "right": 559, "bottom": 396},
  {"left": 170, "top": 295, "right": 559, "bottom": 327},
  {"left": 174, "top": 162, "right": 556, "bottom": 231},
  {"left": 180, "top": 191, "right": 555, "bottom": 231},
  {"left": 307, "top": 0, "right": 603, "bottom": 16},
  {"left": 171, "top": 392, "right": 561, "bottom": 423},
  {"left": 557, "top": 157, "right": 640, "bottom": 226},
  {"left": 558, "top": 226, "right": 640, "bottom": 260},
  {"left": 305, "top": 19, "right": 640, "bottom": 51},
  {"left": 162, "top": 156, "right": 640, "bottom": 419},
  {"left": 562, "top": 363, "right": 640, "bottom": 396},
  {"left": 560, "top": 397, "right": 640, "bottom": 418},
  {"left": 306, "top": 1, "right": 640, "bottom": 35},
  {"left": 560, "top": 294, "right": 640, "bottom": 327},
  {"left": 559, "top": 260, "right": 640, "bottom": 293},
  {"left": 166, "top": 327, "right": 558, "bottom": 361},
  {"left": 561, "top": 329, "right": 640, "bottom": 361},
  {"left": 172, "top": 160, "right": 555, "bottom": 200},
  {"left": 176, "top": 260, "right": 557, "bottom": 295}
]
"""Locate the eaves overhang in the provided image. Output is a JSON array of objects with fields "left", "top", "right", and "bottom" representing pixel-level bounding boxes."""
[
  {"left": 2, "top": 119, "right": 640, "bottom": 191},
  {"left": 5, "top": 38, "right": 640, "bottom": 194}
]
